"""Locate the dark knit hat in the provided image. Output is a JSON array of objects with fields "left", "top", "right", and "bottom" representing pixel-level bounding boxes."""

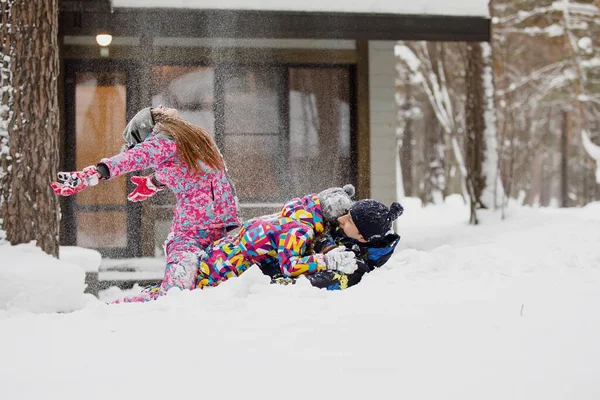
[{"left": 349, "top": 199, "right": 404, "bottom": 241}]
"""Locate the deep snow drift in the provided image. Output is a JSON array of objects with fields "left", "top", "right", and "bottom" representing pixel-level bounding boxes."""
[
  {"left": 1, "top": 196, "right": 599, "bottom": 400},
  {"left": 0, "top": 245, "right": 88, "bottom": 313}
]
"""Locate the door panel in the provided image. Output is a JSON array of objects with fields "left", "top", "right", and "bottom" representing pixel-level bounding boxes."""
[
  {"left": 74, "top": 72, "right": 128, "bottom": 248},
  {"left": 75, "top": 73, "right": 128, "bottom": 206},
  {"left": 63, "top": 62, "right": 140, "bottom": 257},
  {"left": 219, "top": 66, "right": 289, "bottom": 205},
  {"left": 76, "top": 211, "right": 128, "bottom": 248},
  {"left": 288, "top": 67, "right": 353, "bottom": 196}
]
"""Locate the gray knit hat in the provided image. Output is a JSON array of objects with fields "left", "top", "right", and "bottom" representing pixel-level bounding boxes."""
[{"left": 317, "top": 184, "right": 355, "bottom": 222}]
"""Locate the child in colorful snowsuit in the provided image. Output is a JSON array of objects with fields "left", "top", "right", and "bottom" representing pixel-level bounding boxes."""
[
  {"left": 51, "top": 106, "right": 240, "bottom": 302},
  {"left": 258, "top": 199, "right": 403, "bottom": 290},
  {"left": 193, "top": 185, "right": 359, "bottom": 289}
]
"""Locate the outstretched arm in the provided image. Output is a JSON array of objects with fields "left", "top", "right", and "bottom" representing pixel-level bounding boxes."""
[
  {"left": 50, "top": 166, "right": 101, "bottom": 196},
  {"left": 98, "top": 137, "right": 176, "bottom": 180},
  {"left": 51, "top": 137, "right": 174, "bottom": 197}
]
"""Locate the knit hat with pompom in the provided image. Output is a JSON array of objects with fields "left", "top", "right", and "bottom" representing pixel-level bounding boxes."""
[
  {"left": 317, "top": 184, "right": 355, "bottom": 222},
  {"left": 349, "top": 199, "right": 403, "bottom": 241}
]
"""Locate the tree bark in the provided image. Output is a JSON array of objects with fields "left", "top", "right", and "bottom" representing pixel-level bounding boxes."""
[
  {"left": 561, "top": 110, "right": 569, "bottom": 207},
  {"left": 400, "top": 80, "right": 413, "bottom": 196},
  {"left": 421, "top": 103, "right": 445, "bottom": 205},
  {"left": 0, "top": 0, "right": 60, "bottom": 256},
  {"left": 465, "top": 43, "right": 487, "bottom": 224}
]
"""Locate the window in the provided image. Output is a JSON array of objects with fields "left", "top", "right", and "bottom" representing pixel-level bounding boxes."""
[
  {"left": 150, "top": 65, "right": 216, "bottom": 210},
  {"left": 74, "top": 72, "right": 128, "bottom": 248},
  {"left": 288, "top": 67, "right": 353, "bottom": 197},
  {"left": 220, "top": 67, "right": 287, "bottom": 202},
  {"left": 152, "top": 65, "right": 215, "bottom": 135},
  {"left": 151, "top": 64, "right": 354, "bottom": 221}
]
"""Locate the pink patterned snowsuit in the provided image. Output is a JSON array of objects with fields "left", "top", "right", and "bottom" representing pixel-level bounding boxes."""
[{"left": 101, "top": 132, "right": 240, "bottom": 303}]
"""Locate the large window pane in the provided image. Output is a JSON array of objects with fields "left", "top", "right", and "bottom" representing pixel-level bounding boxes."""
[
  {"left": 224, "top": 68, "right": 283, "bottom": 134},
  {"left": 223, "top": 135, "right": 285, "bottom": 202},
  {"left": 222, "top": 67, "right": 287, "bottom": 204},
  {"left": 152, "top": 66, "right": 215, "bottom": 135},
  {"left": 74, "top": 72, "right": 127, "bottom": 249},
  {"left": 147, "top": 65, "right": 354, "bottom": 221},
  {"left": 150, "top": 66, "right": 215, "bottom": 210},
  {"left": 77, "top": 211, "right": 127, "bottom": 248},
  {"left": 289, "top": 67, "right": 353, "bottom": 196}
]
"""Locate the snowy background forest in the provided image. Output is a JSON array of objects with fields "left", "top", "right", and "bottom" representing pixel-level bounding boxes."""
[{"left": 396, "top": 0, "right": 600, "bottom": 208}]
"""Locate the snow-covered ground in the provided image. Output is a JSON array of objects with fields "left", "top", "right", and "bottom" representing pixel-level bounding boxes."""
[
  {"left": 0, "top": 245, "right": 88, "bottom": 313},
  {"left": 1, "top": 196, "right": 600, "bottom": 400}
]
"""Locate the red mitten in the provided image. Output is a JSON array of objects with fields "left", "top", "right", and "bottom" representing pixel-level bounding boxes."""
[
  {"left": 128, "top": 174, "right": 164, "bottom": 202},
  {"left": 50, "top": 166, "right": 99, "bottom": 196}
]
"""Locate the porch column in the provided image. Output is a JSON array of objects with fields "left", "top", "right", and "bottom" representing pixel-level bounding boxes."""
[{"left": 368, "top": 41, "right": 397, "bottom": 206}]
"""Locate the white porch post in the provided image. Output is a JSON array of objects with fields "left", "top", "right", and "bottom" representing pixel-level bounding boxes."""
[{"left": 368, "top": 41, "right": 397, "bottom": 207}]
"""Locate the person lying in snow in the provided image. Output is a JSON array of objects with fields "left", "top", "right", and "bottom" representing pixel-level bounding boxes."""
[
  {"left": 190, "top": 184, "right": 360, "bottom": 290},
  {"left": 126, "top": 184, "right": 358, "bottom": 299},
  {"left": 257, "top": 199, "right": 403, "bottom": 290},
  {"left": 51, "top": 106, "right": 240, "bottom": 303},
  {"left": 187, "top": 190, "right": 402, "bottom": 291}
]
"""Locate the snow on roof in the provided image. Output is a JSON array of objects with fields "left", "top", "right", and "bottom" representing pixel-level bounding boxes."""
[{"left": 110, "top": 0, "right": 490, "bottom": 18}]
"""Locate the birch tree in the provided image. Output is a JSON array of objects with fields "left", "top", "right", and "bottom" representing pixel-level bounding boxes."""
[
  {"left": 395, "top": 0, "right": 599, "bottom": 212},
  {"left": 396, "top": 42, "right": 469, "bottom": 204}
]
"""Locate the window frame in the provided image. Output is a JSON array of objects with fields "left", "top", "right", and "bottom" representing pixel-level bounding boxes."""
[
  {"left": 63, "top": 59, "right": 144, "bottom": 258},
  {"left": 149, "top": 61, "right": 358, "bottom": 206}
]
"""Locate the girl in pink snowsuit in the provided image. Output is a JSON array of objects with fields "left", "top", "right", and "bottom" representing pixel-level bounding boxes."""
[{"left": 51, "top": 106, "right": 240, "bottom": 302}]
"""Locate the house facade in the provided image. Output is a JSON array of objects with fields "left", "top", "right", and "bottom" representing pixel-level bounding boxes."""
[{"left": 57, "top": 0, "right": 490, "bottom": 258}]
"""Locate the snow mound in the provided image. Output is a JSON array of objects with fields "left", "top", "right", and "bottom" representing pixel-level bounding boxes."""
[
  {"left": 0, "top": 243, "right": 86, "bottom": 313},
  {"left": 581, "top": 201, "right": 600, "bottom": 219}
]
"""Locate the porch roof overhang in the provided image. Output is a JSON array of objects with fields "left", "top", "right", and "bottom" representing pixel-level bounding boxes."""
[{"left": 59, "top": 0, "right": 490, "bottom": 42}]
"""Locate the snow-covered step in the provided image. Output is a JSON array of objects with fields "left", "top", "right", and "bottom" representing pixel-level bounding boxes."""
[
  {"left": 98, "top": 257, "right": 166, "bottom": 291},
  {"left": 59, "top": 246, "right": 102, "bottom": 296}
]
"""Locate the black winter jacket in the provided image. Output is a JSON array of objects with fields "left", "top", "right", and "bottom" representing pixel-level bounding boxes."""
[{"left": 258, "top": 225, "right": 400, "bottom": 290}]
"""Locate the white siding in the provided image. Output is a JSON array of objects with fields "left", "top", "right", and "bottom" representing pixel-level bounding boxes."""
[{"left": 368, "top": 41, "right": 397, "bottom": 206}]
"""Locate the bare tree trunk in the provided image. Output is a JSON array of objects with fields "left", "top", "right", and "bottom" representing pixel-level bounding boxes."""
[
  {"left": 540, "top": 153, "right": 552, "bottom": 207},
  {"left": 465, "top": 43, "right": 487, "bottom": 224},
  {"left": 561, "top": 110, "right": 569, "bottom": 207},
  {"left": 0, "top": 0, "right": 60, "bottom": 256},
  {"left": 400, "top": 82, "right": 413, "bottom": 196},
  {"left": 525, "top": 152, "right": 541, "bottom": 205},
  {"left": 422, "top": 118, "right": 445, "bottom": 205}
]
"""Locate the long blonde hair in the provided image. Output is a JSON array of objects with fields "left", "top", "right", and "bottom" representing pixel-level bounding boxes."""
[{"left": 151, "top": 109, "right": 223, "bottom": 173}]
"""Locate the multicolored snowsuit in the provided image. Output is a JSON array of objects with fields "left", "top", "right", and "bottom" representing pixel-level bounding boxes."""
[
  {"left": 101, "top": 132, "right": 240, "bottom": 303},
  {"left": 195, "top": 194, "right": 329, "bottom": 289},
  {"left": 258, "top": 225, "right": 400, "bottom": 290}
]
